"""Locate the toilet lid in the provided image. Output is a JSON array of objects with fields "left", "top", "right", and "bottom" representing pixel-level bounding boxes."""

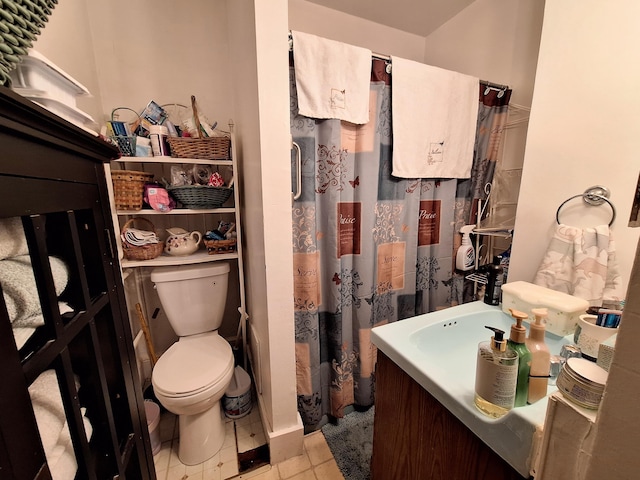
[{"left": 152, "top": 335, "right": 233, "bottom": 397}]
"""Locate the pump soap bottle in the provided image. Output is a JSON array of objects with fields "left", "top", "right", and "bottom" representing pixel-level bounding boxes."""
[
  {"left": 526, "top": 308, "right": 551, "bottom": 404},
  {"left": 474, "top": 326, "right": 518, "bottom": 418},
  {"left": 508, "top": 309, "right": 531, "bottom": 407}
]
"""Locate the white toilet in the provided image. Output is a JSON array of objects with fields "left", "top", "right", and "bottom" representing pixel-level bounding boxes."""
[{"left": 150, "top": 262, "right": 235, "bottom": 465}]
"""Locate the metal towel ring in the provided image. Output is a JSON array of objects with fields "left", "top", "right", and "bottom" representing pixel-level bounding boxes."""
[{"left": 556, "top": 186, "right": 616, "bottom": 227}]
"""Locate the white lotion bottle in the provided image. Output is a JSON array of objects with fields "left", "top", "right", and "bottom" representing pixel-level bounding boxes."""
[
  {"left": 456, "top": 224, "right": 475, "bottom": 271},
  {"left": 526, "top": 307, "right": 551, "bottom": 404},
  {"left": 474, "top": 326, "right": 518, "bottom": 418}
]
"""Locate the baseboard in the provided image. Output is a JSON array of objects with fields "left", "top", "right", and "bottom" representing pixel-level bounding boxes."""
[
  {"left": 256, "top": 395, "right": 304, "bottom": 464},
  {"left": 245, "top": 326, "right": 303, "bottom": 464}
]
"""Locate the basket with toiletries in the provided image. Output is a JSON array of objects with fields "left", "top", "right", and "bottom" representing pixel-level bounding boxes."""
[
  {"left": 166, "top": 94, "right": 231, "bottom": 159},
  {"left": 204, "top": 221, "right": 237, "bottom": 254},
  {"left": 204, "top": 238, "right": 237, "bottom": 255}
]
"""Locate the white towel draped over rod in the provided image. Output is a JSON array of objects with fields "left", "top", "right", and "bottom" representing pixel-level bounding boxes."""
[
  {"left": 288, "top": 31, "right": 392, "bottom": 73},
  {"left": 287, "top": 32, "right": 510, "bottom": 88}
]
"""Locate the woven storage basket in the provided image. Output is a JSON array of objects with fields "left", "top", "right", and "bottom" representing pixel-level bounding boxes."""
[
  {"left": 168, "top": 185, "right": 232, "bottom": 209},
  {"left": 111, "top": 170, "right": 153, "bottom": 210},
  {"left": 120, "top": 217, "right": 164, "bottom": 261},
  {"left": 167, "top": 136, "right": 231, "bottom": 160},
  {"left": 204, "top": 238, "right": 237, "bottom": 255}
]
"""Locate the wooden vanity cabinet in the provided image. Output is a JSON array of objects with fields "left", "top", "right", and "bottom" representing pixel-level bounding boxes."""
[{"left": 371, "top": 351, "right": 527, "bottom": 480}]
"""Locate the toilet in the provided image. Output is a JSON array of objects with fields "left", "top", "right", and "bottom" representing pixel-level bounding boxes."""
[{"left": 150, "top": 262, "right": 235, "bottom": 465}]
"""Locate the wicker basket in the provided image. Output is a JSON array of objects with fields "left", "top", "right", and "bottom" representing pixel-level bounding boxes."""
[
  {"left": 167, "top": 136, "right": 231, "bottom": 160},
  {"left": 168, "top": 185, "right": 233, "bottom": 209},
  {"left": 111, "top": 170, "right": 154, "bottom": 210},
  {"left": 120, "top": 217, "right": 164, "bottom": 261},
  {"left": 204, "top": 238, "right": 237, "bottom": 255}
]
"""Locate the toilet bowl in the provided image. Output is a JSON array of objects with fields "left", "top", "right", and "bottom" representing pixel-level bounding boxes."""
[{"left": 150, "top": 262, "right": 234, "bottom": 465}]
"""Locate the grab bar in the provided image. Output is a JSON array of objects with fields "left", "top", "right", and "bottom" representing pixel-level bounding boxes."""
[{"left": 292, "top": 140, "right": 302, "bottom": 202}]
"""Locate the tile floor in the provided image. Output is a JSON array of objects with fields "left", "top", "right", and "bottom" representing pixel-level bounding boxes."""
[{"left": 153, "top": 407, "right": 344, "bottom": 480}]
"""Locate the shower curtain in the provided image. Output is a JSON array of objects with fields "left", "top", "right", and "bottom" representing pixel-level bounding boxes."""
[{"left": 291, "top": 59, "right": 511, "bottom": 430}]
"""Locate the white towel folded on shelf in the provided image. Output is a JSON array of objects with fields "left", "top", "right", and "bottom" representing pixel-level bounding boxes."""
[
  {"left": 533, "top": 224, "right": 623, "bottom": 306},
  {"left": 121, "top": 228, "right": 159, "bottom": 246},
  {"left": 391, "top": 57, "right": 479, "bottom": 179},
  {"left": 0, "top": 255, "right": 69, "bottom": 327},
  {"left": 292, "top": 31, "right": 372, "bottom": 124}
]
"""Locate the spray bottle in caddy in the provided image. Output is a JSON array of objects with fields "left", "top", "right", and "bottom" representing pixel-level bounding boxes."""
[
  {"left": 456, "top": 225, "right": 476, "bottom": 271},
  {"left": 474, "top": 326, "right": 518, "bottom": 418}
]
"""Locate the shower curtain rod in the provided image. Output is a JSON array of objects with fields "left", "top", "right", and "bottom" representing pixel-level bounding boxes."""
[{"left": 288, "top": 32, "right": 508, "bottom": 89}]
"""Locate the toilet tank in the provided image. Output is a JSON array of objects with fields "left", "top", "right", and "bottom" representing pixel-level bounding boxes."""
[{"left": 151, "top": 262, "right": 230, "bottom": 336}]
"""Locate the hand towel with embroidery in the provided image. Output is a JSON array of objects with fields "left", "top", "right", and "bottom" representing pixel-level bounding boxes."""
[
  {"left": 533, "top": 224, "right": 623, "bottom": 306},
  {"left": 391, "top": 56, "right": 479, "bottom": 179},
  {"left": 291, "top": 31, "right": 372, "bottom": 124}
]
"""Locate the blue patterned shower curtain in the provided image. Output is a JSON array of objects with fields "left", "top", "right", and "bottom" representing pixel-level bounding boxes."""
[{"left": 291, "top": 59, "right": 510, "bottom": 430}]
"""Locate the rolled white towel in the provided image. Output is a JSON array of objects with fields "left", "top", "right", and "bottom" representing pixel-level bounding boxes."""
[{"left": 121, "top": 228, "right": 159, "bottom": 246}]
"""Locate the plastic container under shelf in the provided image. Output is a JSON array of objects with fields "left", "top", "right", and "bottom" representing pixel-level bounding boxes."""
[
  {"left": 501, "top": 281, "right": 590, "bottom": 337},
  {"left": 223, "top": 366, "right": 252, "bottom": 419},
  {"left": 144, "top": 400, "right": 161, "bottom": 455}
]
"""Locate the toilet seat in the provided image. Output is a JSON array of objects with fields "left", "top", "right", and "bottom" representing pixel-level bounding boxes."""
[{"left": 152, "top": 334, "right": 234, "bottom": 398}]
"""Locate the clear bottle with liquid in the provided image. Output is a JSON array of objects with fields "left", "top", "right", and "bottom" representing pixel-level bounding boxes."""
[{"left": 474, "top": 326, "right": 519, "bottom": 418}]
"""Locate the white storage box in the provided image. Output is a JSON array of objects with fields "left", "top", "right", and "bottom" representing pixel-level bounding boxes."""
[
  {"left": 501, "top": 281, "right": 589, "bottom": 337},
  {"left": 9, "top": 50, "right": 90, "bottom": 109}
]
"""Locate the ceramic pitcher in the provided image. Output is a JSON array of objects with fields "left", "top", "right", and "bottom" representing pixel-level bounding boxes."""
[{"left": 164, "top": 228, "right": 202, "bottom": 256}]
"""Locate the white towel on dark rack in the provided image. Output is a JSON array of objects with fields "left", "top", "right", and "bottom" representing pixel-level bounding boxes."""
[
  {"left": 291, "top": 31, "right": 372, "bottom": 124},
  {"left": 533, "top": 224, "right": 623, "bottom": 305},
  {"left": 391, "top": 56, "right": 479, "bottom": 179}
]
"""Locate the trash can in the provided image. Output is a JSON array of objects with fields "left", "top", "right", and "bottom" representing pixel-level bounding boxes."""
[
  {"left": 144, "top": 400, "right": 161, "bottom": 455},
  {"left": 223, "top": 366, "right": 252, "bottom": 419}
]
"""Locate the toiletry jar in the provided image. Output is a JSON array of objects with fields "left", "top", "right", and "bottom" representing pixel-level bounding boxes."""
[{"left": 501, "top": 281, "right": 589, "bottom": 337}]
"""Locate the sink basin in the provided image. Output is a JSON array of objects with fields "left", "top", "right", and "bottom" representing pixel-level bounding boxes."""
[{"left": 371, "top": 301, "right": 572, "bottom": 477}]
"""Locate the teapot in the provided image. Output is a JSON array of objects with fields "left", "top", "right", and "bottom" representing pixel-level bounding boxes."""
[{"left": 164, "top": 227, "right": 202, "bottom": 256}]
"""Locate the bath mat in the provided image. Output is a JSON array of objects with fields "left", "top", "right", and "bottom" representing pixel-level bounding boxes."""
[{"left": 321, "top": 407, "right": 374, "bottom": 480}]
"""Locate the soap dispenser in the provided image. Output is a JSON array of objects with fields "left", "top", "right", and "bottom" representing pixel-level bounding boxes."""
[
  {"left": 526, "top": 308, "right": 551, "bottom": 404},
  {"left": 508, "top": 309, "right": 532, "bottom": 407},
  {"left": 474, "top": 326, "right": 518, "bottom": 418}
]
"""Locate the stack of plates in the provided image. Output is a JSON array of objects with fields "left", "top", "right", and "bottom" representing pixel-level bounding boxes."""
[{"left": 556, "top": 357, "right": 608, "bottom": 409}]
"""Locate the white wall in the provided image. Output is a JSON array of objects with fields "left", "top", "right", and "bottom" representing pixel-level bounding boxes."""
[
  {"left": 422, "top": 0, "right": 544, "bottom": 108},
  {"left": 227, "top": 0, "right": 303, "bottom": 463},
  {"left": 33, "top": 0, "right": 103, "bottom": 124},
  {"left": 289, "top": 0, "right": 426, "bottom": 61},
  {"left": 509, "top": 0, "right": 640, "bottom": 297},
  {"left": 86, "top": 0, "right": 234, "bottom": 127}
]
